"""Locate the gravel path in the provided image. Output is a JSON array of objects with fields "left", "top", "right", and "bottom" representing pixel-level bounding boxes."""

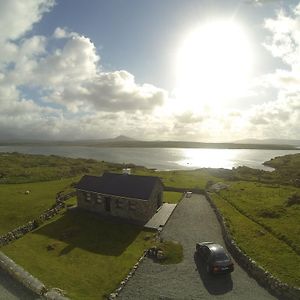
[
  {"left": 119, "top": 194, "right": 277, "bottom": 300},
  {"left": 0, "top": 269, "right": 40, "bottom": 300}
]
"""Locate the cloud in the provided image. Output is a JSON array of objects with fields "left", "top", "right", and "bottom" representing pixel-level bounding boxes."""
[
  {"left": 0, "top": 0, "right": 55, "bottom": 42},
  {"left": 245, "top": 0, "right": 279, "bottom": 7},
  {"left": 4, "top": 27, "right": 167, "bottom": 114},
  {"left": 263, "top": 4, "right": 300, "bottom": 72},
  {"left": 242, "top": 2, "right": 300, "bottom": 139},
  {"left": 49, "top": 70, "right": 167, "bottom": 113},
  {"left": 175, "top": 111, "right": 203, "bottom": 124},
  {"left": 0, "top": 1, "right": 168, "bottom": 141},
  {"left": 0, "top": 0, "right": 298, "bottom": 142}
]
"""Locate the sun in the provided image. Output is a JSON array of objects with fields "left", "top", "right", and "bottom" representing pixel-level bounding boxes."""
[{"left": 175, "top": 20, "right": 253, "bottom": 110}]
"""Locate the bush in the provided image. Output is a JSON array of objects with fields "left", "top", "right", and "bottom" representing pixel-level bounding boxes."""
[
  {"left": 152, "top": 240, "right": 183, "bottom": 265},
  {"left": 286, "top": 193, "right": 300, "bottom": 207},
  {"left": 258, "top": 207, "right": 286, "bottom": 218}
]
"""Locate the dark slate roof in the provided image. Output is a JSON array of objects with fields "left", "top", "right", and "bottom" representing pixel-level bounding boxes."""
[{"left": 76, "top": 172, "right": 163, "bottom": 200}]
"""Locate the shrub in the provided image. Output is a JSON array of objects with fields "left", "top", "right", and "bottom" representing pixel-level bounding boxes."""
[
  {"left": 286, "top": 193, "right": 300, "bottom": 207},
  {"left": 257, "top": 206, "right": 286, "bottom": 218}
]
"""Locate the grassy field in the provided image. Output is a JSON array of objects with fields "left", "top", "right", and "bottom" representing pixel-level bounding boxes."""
[
  {"left": 2, "top": 209, "right": 155, "bottom": 299},
  {"left": 163, "top": 191, "right": 183, "bottom": 204},
  {"left": 0, "top": 154, "right": 188, "bottom": 298},
  {"left": 0, "top": 152, "right": 146, "bottom": 183},
  {"left": 211, "top": 182, "right": 300, "bottom": 287},
  {"left": 1, "top": 151, "right": 300, "bottom": 295},
  {"left": 216, "top": 182, "right": 300, "bottom": 252},
  {"left": 0, "top": 178, "right": 77, "bottom": 235},
  {"left": 231, "top": 153, "right": 300, "bottom": 185},
  {"left": 135, "top": 168, "right": 224, "bottom": 189}
]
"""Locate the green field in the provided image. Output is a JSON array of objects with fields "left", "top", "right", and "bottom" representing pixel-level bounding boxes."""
[
  {"left": 163, "top": 191, "right": 183, "bottom": 204},
  {"left": 0, "top": 152, "right": 145, "bottom": 183},
  {"left": 2, "top": 209, "right": 154, "bottom": 299},
  {"left": 1, "top": 151, "right": 300, "bottom": 296},
  {"left": 211, "top": 181, "right": 300, "bottom": 287},
  {"left": 0, "top": 178, "right": 77, "bottom": 235}
]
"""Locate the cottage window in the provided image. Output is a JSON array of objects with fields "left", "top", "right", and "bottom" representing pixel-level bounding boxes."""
[
  {"left": 116, "top": 198, "right": 124, "bottom": 208},
  {"left": 96, "top": 194, "right": 103, "bottom": 204},
  {"left": 129, "top": 201, "right": 136, "bottom": 210},
  {"left": 86, "top": 193, "right": 91, "bottom": 202}
]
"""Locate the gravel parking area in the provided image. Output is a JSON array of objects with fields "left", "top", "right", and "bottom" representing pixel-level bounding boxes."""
[
  {"left": 0, "top": 269, "right": 40, "bottom": 300},
  {"left": 119, "top": 194, "right": 277, "bottom": 300}
]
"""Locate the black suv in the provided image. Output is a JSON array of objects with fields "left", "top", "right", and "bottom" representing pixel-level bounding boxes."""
[{"left": 195, "top": 242, "right": 234, "bottom": 274}]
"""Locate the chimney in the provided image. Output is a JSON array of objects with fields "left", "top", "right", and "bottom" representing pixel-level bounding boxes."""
[{"left": 122, "top": 168, "right": 131, "bottom": 175}]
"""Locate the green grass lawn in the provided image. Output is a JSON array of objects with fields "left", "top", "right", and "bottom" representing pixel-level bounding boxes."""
[
  {"left": 134, "top": 168, "right": 224, "bottom": 189},
  {"left": 163, "top": 191, "right": 183, "bottom": 204},
  {"left": 211, "top": 184, "right": 300, "bottom": 288},
  {"left": 0, "top": 178, "right": 78, "bottom": 235},
  {"left": 2, "top": 152, "right": 300, "bottom": 294},
  {"left": 2, "top": 209, "right": 155, "bottom": 300},
  {"left": 217, "top": 182, "right": 300, "bottom": 252}
]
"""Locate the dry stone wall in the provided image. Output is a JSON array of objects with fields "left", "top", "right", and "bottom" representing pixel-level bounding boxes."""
[
  {"left": 0, "top": 191, "right": 75, "bottom": 247},
  {"left": 205, "top": 192, "right": 300, "bottom": 300},
  {"left": 0, "top": 191, "right": 75, "bottom": 299},
  {"left": 109, "top": 251, "right": 148, "bottom": 299}
]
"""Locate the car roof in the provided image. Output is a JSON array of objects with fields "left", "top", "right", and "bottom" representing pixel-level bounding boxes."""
[{"left": 200, "top": 242, "right": 226, "bottom": 254}]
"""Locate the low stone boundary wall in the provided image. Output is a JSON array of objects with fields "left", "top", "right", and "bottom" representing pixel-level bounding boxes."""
[
  {"left": 0, "top": 251, "right": 69, "bottom": 299},
  {"left": 205, "top": 192, "right": 300, "bottom": 300},
  {"left": 0, "top": 190, "right": 75, "bottom": 299},
  {"left": 0, "top": 191, "right": 75, "bottom": 247},
  {"left": 108, "top": 251, "right": 148, "bottom": 299},
  {"left": 0, "top": 251, "right": 46, "bottom": 295},
  {"left": 164, "top": 186, "right": 204, "bottom": 194}
]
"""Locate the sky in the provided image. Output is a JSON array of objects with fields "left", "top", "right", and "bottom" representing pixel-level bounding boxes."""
[{"left": 0, "top": 0, "right": 300, "bottom": 142}]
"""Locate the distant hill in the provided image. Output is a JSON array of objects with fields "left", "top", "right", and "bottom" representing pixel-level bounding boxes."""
[
  {"left": 0, "top": 135, "right": 136, "bottom": 146},
  {"left": 0, "top": 136, "right": 299, "bottom": 150},
  {"left": 234, "top": 139, "right": 300, "bottom": 146},
  {"left": 83, "top": 140, "right": 299, "bottom": 150},
  {"left": 71, "top": 135, "right": 136, "bottom": 144},
  {"left": 111, "top": 135, "right": 136, "bottom": 142}
]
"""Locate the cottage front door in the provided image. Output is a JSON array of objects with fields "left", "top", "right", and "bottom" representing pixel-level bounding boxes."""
[{"left": 105, "top": 197, "right": 111, "bottom": 212}]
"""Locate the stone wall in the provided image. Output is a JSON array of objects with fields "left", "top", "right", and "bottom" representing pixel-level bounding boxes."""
[
  {"left": 0, "top": 251, "right": 69, "bottom": 299},
  {"left": 164, "top": 186, "right": 205, "bottom": 194},
  {"left": 204, "top": 192, "right": 300, "bottom": 300},
  {"left": 0, "top": 191, "right": 75, "bottom": 247},
  {"left": 0, "top": 191, "right": 75, "bottom": 299},
  {"left": 0, "top": 251, "right": 46, "bottom": 295},
  {"left": 109, "top": 250, "right": 148, "bottom": 299}
]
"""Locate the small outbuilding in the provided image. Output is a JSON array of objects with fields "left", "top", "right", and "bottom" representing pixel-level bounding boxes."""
[{"left": 76, "top": 172, "right": 164, "bottom": 224}]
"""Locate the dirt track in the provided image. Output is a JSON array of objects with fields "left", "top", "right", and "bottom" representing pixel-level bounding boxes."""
[{"left": 119, "top": 194, "right": 277, "bottom": 300}]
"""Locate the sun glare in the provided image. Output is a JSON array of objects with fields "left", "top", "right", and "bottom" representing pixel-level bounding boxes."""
[{"left": 176, "top": 20, "right": 253, "bottom": 110}]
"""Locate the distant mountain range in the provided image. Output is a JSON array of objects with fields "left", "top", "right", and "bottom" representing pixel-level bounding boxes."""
[
  {"left": 234, "top": 139, "right": 300, "bottom": 146},
  {"left": 1, "top": 136, "right": 299, "bottom": 150}
]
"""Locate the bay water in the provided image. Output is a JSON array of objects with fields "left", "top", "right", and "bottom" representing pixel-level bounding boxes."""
[{"left": 0, "top": 145, "right": 299, "bottom": 170}]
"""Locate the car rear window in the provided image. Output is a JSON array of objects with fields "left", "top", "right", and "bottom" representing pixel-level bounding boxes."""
[{"left": 214, "top": 252, "right": 229, "bottom": 261}]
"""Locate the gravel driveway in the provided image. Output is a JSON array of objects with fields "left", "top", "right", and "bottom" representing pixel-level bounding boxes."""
[
  {"left": 119, "top": 194, "right": 277, "bottom": 300},
  {"left": 0, "top": 269, "right": 39, "bottom": 300}
]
